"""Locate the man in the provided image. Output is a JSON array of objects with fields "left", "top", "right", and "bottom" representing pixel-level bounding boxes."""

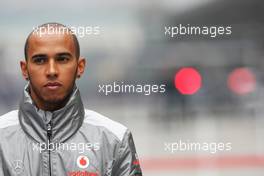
[{"left": 0, "top": 23, "right": 142, "bottom": 176}]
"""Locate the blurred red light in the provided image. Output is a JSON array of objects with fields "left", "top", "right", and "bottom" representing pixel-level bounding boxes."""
[
  {"left": 174, "top": 67, "right": 202, "bottom": 95},
  {"left": 227, "top": 67, "right": 256, "bottom": 95}
]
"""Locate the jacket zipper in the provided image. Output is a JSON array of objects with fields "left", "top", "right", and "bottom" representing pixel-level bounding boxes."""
[{"left": 47, "top": 122, "right": 52, "bottom": 176}]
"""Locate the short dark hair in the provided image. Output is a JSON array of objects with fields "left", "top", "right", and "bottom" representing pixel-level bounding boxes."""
[{"left": 24, "top": 22, "right": 80, "bottom": 60}]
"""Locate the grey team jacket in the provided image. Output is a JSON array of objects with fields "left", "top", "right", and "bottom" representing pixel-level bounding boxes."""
[{"left": 0, "top": 85, "right": 142, "bottom": 176}]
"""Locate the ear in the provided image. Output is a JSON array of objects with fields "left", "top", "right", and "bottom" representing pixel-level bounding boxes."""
[
  {"left": 77, "top": 57, "right": 86, "bottom": 79},
  {"left": 20, "top": 60, "right": 29, "bottom": 81}
]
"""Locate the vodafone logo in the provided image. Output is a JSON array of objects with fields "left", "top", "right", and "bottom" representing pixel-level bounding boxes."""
[{"left": 77, "top": 155, "right": 89, "bottom": 169}]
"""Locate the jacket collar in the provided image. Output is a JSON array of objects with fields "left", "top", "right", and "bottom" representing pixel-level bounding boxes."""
[{"left": 19, "top": 84, "right": 85, "bottom": 143}]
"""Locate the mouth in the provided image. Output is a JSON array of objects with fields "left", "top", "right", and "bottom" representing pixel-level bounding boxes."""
[{"left": 44, "top": 82, "right": 62, "bottom": 90}]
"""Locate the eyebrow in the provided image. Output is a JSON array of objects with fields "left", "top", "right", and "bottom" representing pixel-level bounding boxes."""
[
  {"left": 56, "top": 52, "right": 73, "bottom": 57},
  {"left": 31, "top": 54, "right": 47, "bottom": 60},
  {"left": 31, "top": 52, "right": 73, "bottom": 60}
]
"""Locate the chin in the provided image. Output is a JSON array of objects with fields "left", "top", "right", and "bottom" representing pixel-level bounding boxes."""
[{"left": 44, "top": 95, "right": 66, "bottom": 104}]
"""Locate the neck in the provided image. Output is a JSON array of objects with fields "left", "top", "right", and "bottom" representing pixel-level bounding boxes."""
[{"left": 19, "top": 84, "right": 85, "bottom": 143}]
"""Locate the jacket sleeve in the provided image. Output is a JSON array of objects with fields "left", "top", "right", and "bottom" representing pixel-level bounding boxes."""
[
  {"left": 112, "top": 130, "right": 143, "bottom": 176},
  {"left": 0, "top": 144, "right": 8, "bottom": 176}
]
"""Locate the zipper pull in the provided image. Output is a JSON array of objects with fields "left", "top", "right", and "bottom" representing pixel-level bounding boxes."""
[{"left": 47, "top": 122, "right": 52, "bottom": 140}]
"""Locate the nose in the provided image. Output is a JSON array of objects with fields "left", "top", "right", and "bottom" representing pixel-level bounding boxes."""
[{"left": 46, "top": 59, "right": 58, "bottom": 79}]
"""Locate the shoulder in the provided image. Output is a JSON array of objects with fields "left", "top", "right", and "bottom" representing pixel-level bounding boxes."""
[
  {"left": 0, "top": 110, "right": 19, "bottom": 129},
  {"left": 0, "top": 110, "right": 21, "bottom": 145},
  {"left": 83, "top": 109, "right": 129, "bottom": 142}
]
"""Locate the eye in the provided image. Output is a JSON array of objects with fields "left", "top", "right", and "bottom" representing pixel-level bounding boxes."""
[
  {"left": 32, "top": 57, "right": 47, "bottom": 64},
  {"left": 56, "top": 55, "right": 70, "bottom": 62}
]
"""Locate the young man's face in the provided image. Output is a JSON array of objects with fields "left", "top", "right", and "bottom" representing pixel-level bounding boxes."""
[{"left": 20, "top": 32, "right": 85, "bottom": 111}]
